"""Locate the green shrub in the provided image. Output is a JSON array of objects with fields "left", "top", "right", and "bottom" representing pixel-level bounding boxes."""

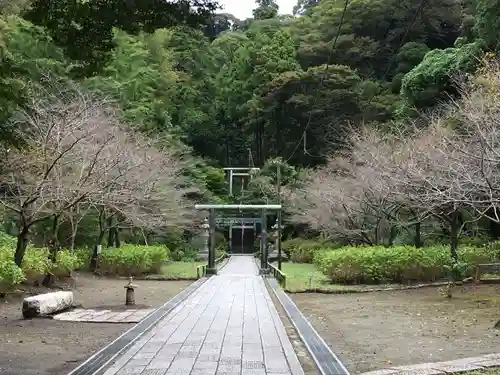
[
  {"left": 162, "top": 228, "right": 187, "bottom": 253},
  {"left": 22, "top": 247, "right": 51, "bottom": 282},
  {"left": 314, "top": 245, "right": 499, "bottom": 284},
  {"left": 21, "top": 247, "right": 83, "bottom": 281},
  {"left": 53, "top": 250, "right": 83, "bottom": 277},
  {"left": 460, "top": 243, "right": 500, "bottom": 264},
  {"left": 73, "top": 248, "right": 93, "bottom": 270},
  {"left": 98, "top": 244, "right": 169, "bottom": 276},
  {"left": 171, "top": 233, "right": 226, "bottom": 261},
  {"left": 283, "top": 238, "right": 336, "bottom": 263},
  {"left": 171, "top": 243, "right": 198, "bottom": 261},
  {"left": 0, "top": 232, "right": 16, "bottom": 248},
  {"left": 214, "top": 231, "right": 227, "bottom": 247},
  {"left": 0, "top": 246, "right": 25, "bottom": 293}
]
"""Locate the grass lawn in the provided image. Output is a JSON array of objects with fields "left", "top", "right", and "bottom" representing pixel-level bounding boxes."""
[
  {"left": 160, "top": 261, "right": 205, "bottom": 279},
  {"left": 275, "top": 262, "right": 450, "bottom": 293},
  {"left": 275, "top": 262, "right": 348, "bottom": 292}
]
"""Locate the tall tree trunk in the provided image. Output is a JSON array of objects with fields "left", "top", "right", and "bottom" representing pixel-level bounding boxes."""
[
  {"left": 107, "top": 218, "right": 115, "bottom": 248},
  {"left": 388, "top": 225, "right": 398, "bottom": 247},
  {"left": 450, "top": 211, "right": 459, "bottom": 261},
  {"left": 42, "top": 215, "right": 60, "bottom": 287},
  {"left": 414, "top": 222, "right": 422, "bottom": 248},
  {"left": 106, "top": 228, "right": 115, "bottom": 248},
  {"left": 14, "top": 226, "right": 30, "bottom": 266},
  {"left": 487, "top": 207, "right": 500, "bottom": 239},
  {"left": 70, "top": 222, "right": 78, "bottom": 252},
  {"left": 141, "top": 229, "right": 149, "bottom": 246},
  {"left": 374, "top": 219, "right": 381, "bottom": 245},
  {"left": 91, "top": 209, "right": 107, "bottom": 271},
  {"left": 90, "top": 229, "right": 107, "bottom": 271},
  {"left": 115, "top": 228, "right": 121, "bottom": 248},
  {"left": 69, "top": 205, "right": 82, "bottom": 251},
  {"left": 49, "top": 215, "right": 60, "bottom": 262}
]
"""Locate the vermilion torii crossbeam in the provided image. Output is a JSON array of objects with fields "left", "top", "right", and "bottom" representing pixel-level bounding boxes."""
[{"left": 195, "top": 204, "right": 282, "bottom": 275}]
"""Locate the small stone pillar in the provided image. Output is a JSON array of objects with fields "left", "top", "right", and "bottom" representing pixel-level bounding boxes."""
[
  {"left": 125, "top": 277, "right": 137, "bottom": 305},
  {"left": 198, "top": 218, "right": 209, "bottom": 260}
]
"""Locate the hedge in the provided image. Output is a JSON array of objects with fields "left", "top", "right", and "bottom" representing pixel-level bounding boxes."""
[
  {"left": 282, "top": 238, "right": 338, "bottom": 263},
  {"left": 0, "top": 249, "right": 25, "bottom": 293},
  {"left": 98, "top": 244, "right": 169, "bottom": 276},
  {"left": 314, "top": 244, "right": 500, "bottom": 284},
  {"left": 0, "top": 244, "right": 83, "bottom": 293}
]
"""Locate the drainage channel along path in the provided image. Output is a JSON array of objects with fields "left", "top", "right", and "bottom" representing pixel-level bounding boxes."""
[{"left": 98, "top": 255, "right": 304, "bottom": 375}]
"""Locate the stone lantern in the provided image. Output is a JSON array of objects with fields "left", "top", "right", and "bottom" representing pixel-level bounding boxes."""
[
  {"left": 198, "top": 217, "right": 209, "bottom": 260},
  {"left": 269, "top": 222, "right": 281, "bottom": 259}
]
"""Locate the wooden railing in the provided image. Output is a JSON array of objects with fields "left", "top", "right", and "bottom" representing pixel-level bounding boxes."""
[
  {"left": 196, "top": 264, "right": 207, "bottom": 278},
  {"left": 215, "top": 253, "right": 227, "bottom": 264},
  {"left": 196, "top": 253, "right": 229, "bottom": 279},
  {"left": 475, "top": 263, "right": 500, "bottom": 282},
  {"left": 268, "top": 262, "right": 286, "bottom": 288}
]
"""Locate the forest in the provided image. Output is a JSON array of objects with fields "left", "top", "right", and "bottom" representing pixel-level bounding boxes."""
[{"left": 1, "top": 0, "right": 500, "bottom": 288}]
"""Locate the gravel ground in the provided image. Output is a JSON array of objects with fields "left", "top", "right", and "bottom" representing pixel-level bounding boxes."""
[
  {"left": 0, "top": 272, "right": 192, "bottom": 375},
  {"left": 290, "top": 284, "right": 500, "bottom": 374}
]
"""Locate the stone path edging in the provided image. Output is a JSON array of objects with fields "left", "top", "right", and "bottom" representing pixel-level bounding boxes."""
[
  {"left": 285, "top": 282, "right": 452, "bottom": 294},
  {"left": 266, "top": 277, "right": 350, "bottom": 375},
  {"left": 360, "top": 353, "right": 500, "bottom": 375}
]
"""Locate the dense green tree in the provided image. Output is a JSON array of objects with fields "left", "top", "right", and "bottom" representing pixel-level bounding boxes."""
[
  {"left": 0, "top": 0, "right": 492, "bottom": 203},
  {"left": 474, "top": 0, "right": 500, "bottom": 50},
  {"left": 401, "top": 40, "right": 484, "bottom": 107},
  {"left": 23, "top": 0, "right": 219, "bottom": 75},
  {"left": 0, "top": 16, "right": 69, "bottom": 145},
  {"left": 85, "top": 30, "right": 176, "bottom": 133},
  {"left": 293, "top": 0, "right": 462, "bottom": 78},
  {"left": 255, "top": 64, "right": 363, "bottom": 166},
  {"left": 253, "top": 0, "right": 279, "bottom": 20},
  {"left": 293, "top": 0, "right": 320, "bottom": 15}
]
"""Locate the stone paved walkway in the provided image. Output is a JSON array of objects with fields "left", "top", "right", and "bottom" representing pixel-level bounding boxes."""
[{"left": 102, "top": 256, "right": 304, "bottom": 375}]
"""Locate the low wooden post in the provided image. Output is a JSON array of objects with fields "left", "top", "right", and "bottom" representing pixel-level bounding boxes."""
[{"left": 475, "top": 265, "right": 481, "bottom": 283}]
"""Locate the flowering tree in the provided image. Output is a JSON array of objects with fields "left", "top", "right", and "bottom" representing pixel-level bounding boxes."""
[
  {"left": 0, "top": 84, "right": 192, "bottom": 266},
  {"left": 0, "top": 87, "right": 127, "bottom": 265},
  {"left": 289, "top": 151, "right": 399, "bottom": 246},
  {"left": 92, "top": 133, "right": 194, "bottom": 247}
]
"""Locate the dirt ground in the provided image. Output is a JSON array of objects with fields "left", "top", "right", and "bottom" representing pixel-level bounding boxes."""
[
  {"left": 0, "top": 272, "right": 192, "bottom": 375},
  {"left": 291, "top": 284, "right": 500, "bottom": 374}
]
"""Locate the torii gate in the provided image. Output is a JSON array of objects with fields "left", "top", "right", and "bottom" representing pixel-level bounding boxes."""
[{"left": 194, "top": 204, "right": 282, "bottom": 275}]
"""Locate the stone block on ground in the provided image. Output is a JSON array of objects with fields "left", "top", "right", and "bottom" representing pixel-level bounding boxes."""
[{"left": 22, "top": 291, "right": 74, "bottom": 318}]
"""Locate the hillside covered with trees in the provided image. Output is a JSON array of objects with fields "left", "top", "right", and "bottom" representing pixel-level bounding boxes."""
[{"left": 1, "top": 0, "right": 500, "bottom": 287}]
